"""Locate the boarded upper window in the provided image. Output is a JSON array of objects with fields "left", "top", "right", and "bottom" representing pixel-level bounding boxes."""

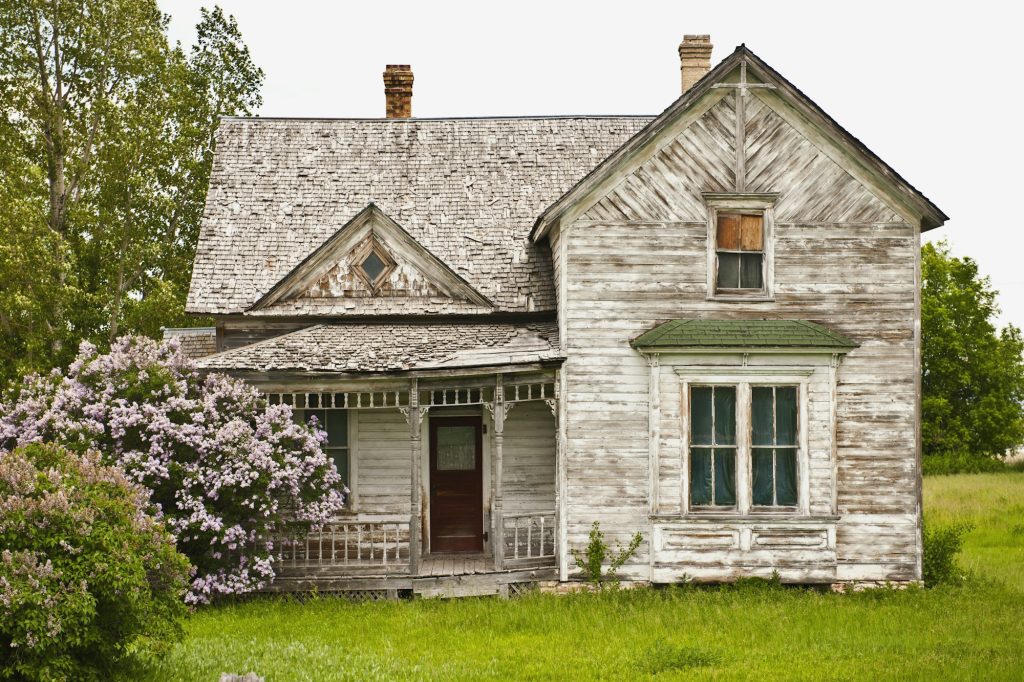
[{"left": 716, "top": 213, "right": 764, "bottom": 290}]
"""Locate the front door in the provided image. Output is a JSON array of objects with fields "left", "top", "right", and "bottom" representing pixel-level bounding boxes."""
[{"left": 429, "top": 416, "right": 484, "bottom": 552}]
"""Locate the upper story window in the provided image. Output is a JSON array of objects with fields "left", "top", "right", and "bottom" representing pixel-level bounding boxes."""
[
  {"left": 703, "top": 193, "right": 779, "bottom": 300},
  {"left": 716, "top": 212, "right": 764, "bottom": 291}
]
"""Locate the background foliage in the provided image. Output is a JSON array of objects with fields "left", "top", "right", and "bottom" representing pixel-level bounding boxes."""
[
  {"left": 0, "top": 337, "right": 345, "bottom": 603},
  {"left": 921, "top": 240, "right": 1024, "bottom": 471},
  {"left": 0, "top": 442, "right": 190, "bottom": 681},
  {"left": 0, "top": 0, "right": 263, "bottom": 388}
]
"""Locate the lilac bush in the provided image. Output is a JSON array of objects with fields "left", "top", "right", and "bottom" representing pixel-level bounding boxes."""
[
  {"left": 0, "top": 443, "right": 190, "bottom": 680},
  {"left": 0, "top": 336, "right": 345, "bottom": 603}
]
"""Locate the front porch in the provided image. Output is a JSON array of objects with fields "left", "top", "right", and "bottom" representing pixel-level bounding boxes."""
[{"left": 259, "top": 368, "right": 563, "bottom": 597}]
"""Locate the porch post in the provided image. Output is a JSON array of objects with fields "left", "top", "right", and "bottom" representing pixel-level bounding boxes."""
[
  {"left": 409, "top": 378, "right": 422, "bottom": 575},
  {"left": 492, "top": 374, "right": 505, "bottom": 571}
]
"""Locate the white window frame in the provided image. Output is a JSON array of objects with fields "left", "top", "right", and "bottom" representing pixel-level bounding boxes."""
[
  {"left": 703, "top": 193, "right": 779, "bottom": 301},
  {"left": 679, "top": 370, "right": 811, "bottom": 517}
]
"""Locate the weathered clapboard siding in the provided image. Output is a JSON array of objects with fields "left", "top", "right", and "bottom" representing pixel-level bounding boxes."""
[
  {"left": 501, "top": 401, "right": 557, "bottom": 516},
  {"left": 354, "top": 409, "right": 412, "bottom": 515},
  {"left": 558, "top": 71, "right": 920, "bottom": 582}
]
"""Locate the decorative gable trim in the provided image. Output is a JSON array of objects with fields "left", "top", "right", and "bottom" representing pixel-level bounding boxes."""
[
  {"left": 250, "top": 204, "right": 493, "bottom": 311},
  {"left": 530, "top": 46, "right": 946, "bottom": 242}
]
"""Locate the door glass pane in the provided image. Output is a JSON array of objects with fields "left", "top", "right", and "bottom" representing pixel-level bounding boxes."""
[
  {"left": 740, "top": 253, "right": 763, "bottom": 288},
  {"left": 713, "top": 449, "right": 736, "bottom": 506},
  {"left": 690, "top": 387, "right": 713, "bottom": 445},
  {"left": 717, "top": 253, "right": 740, "bottom": 288},
  {"left": 776, "top": 387, "right": 797, "bottom": 445},
  {"left": 690, "top": 448, "right": 712, "bottom": 505},
  {"left": 752, "top": 448, "right": 774, "bottom": 506},
  {"left": 751, "top": 387, "right": 774, "bottom": 446},
  {"left": 776, "top": 450, "right": 798, "bottom": 505},
  {"left": 436, "top": 426, "right": 476, "bottom": 471},
  {"left": 714, "top": 387, "right": 736, "bottom": 445}
]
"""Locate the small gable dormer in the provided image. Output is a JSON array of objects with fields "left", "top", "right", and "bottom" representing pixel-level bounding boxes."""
[{"left": 251, "top": 204, "right": 493, "bottom": 316}]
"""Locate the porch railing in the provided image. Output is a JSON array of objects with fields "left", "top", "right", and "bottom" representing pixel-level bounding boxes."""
[
  {"left": 275, "top": 520, "right": 411, "bottom": 572},
  {"left": 502, "top": 511, "right": 557, "bottom": 563}
]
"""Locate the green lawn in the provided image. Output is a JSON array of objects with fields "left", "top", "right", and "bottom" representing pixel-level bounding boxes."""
[{"left": 126, "top": 473, "right": 1024, "bottom": 681}]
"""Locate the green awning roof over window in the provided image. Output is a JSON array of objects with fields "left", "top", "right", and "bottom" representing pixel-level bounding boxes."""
[{"left": 631, "top": 319, "right": 858, "bottom": 351}]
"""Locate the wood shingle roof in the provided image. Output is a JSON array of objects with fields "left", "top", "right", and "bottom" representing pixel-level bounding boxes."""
[{"left": 186, "top": 116, "right": 653, "bottom": 315}]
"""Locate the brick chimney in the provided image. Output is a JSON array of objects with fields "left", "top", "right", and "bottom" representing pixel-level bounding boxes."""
[
  {"left": 678, "top": 35, "right": 713, "bottom": 93},
  {"left": 383, "top": 65, "right": 414, "bottom": 118}
]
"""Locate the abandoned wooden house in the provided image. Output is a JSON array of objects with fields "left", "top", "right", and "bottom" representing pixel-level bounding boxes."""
[{"left": 174, "top": 36, "right": 946, "bottom": 596}]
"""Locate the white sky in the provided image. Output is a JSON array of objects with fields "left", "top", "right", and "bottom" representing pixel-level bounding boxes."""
[{"left": 161, "top": 0, "right": 1024, "bottom": 329}]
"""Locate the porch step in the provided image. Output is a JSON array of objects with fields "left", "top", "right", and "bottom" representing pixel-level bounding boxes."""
[{"left": 412, "top": 566, "right": 558, "bottom": 599}]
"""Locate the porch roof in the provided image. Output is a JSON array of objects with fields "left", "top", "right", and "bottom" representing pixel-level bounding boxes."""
[
  {"left": 195, "top": 321, "right": 561, "bottom": 373},
  {"left": 631, "top": 319, "right": 858, "bottom": 351}
]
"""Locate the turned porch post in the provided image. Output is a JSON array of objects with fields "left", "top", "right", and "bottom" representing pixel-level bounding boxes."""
[
  {"left": 409, "top": 378, "right": 422, "bottom": 575},
  {"left": 492, "top": 374, "right": 506, "bottom": 571}
]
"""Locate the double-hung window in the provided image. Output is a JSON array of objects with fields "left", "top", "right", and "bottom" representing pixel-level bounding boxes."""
[
  {"left": 688, "top": 383, "right": 800, "bottom": 512},
  {"left": 702, "top": 193, "right": 778, "bottom": 300},
  {"left": 751, "top": 386, "right": 798, "bottom": 508},
  {"left": 689, "top": 386, "right": 737, "bottom": 508},
  {"left": 715, "top": 212, "right": 764, "bottom": 291},
  {"left": 291, "top": 404, "right": 350, "bottom": 501}
]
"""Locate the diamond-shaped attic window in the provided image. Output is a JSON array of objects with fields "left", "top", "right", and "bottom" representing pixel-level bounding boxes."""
[{"left": 360, "top": 251, "right": 387, "bottom": 282}]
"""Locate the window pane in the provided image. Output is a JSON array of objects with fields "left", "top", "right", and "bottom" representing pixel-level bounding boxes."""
[
  {"left": 328, "top": 447, "right": 348, "bottom": 486},
  {"left": 776, "top": 387, "right": 797, "bottom": 445},
  {"left": 740, "top": 215, "right": 763, "bottom": 251},
  {"left": 714, "top": 387, "right": 736, "bottom": 446},
  {"left": 776, "top": 449, "right": 798, "bottom": 506},
  {"left": 690, "top": 448, "right": 713, "bottom": 505},
  {"left": 740, "top": 253, "right": 763, "bottom": 289},
  {"left": 751, "top": 387, "right": 774, "bottom": 446},
  {"left": 717, "top": 253, "right": 740, "bottom": 289},
  {"left": 361, "top": 250, "right": 387, "bottom": 281},
  {"left": 717, "top": 213, "right": 741, "bottom": 249},
  {"left": 691, "top": 387, "right": 713, "bottom": 445},
  {"left": 752, "top": 448, "right": 774, "bottom": 506},
  {"left": 326, "top": 410, "right": 348, "bottom": 447},
  {"left": 436, "top": 426, "right": 477, "bottom": 471},
  {"left": 714, "top": 449, "right": 736, "bottom": 506}
]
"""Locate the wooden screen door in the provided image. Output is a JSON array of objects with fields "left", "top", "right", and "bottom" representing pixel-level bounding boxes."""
[{"left": 429, "top": 416, "right": 484, "bottom": 553}]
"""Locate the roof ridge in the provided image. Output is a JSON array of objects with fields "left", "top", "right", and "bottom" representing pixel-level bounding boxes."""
[{"left": 220, "top": 114, "right": 659, "bottom": 123}]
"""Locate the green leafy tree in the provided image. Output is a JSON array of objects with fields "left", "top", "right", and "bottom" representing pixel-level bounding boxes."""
[
  {"left": 0, "top": 1, "right": 263, "bottom": 387},
  {"left": 922, "top": 241, "right": 1024, "bottom": 467}
]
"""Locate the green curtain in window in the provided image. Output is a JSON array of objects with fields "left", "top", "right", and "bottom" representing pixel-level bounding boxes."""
[
  {"left": 714, "top": 449, "right": 736, "bottom": 505},
  {"left": 691, "top": 387, "right": 713, "bottom": 445},
  {"left": 751, "top": 387, "right": 774, "bottom": 446},
  {"left": 776, "top": 450, "right": 797, "bottom": 505},
  {"left": 691, "top": 448, "right": 713, "bottom": 505},
  {"left": 714, "top": 387, "right": 736, "bottom": 445},
  {"left": 751, "top": 448, "right": 774, "bottom": 506},
  {"left": 776, "top": 387, "right": 797, "bottom": 445}
]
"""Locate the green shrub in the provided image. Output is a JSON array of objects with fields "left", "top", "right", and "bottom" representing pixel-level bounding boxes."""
[
  {"left": 923, "top": 453, "right": 1008, "bottom": 476},
  {"left": 570, "top": 521, "right": 643, "bottom": 588},
  {"left": 636, "top": 638, "right": 719, "bottom": 675},
  {"left": 922, "top": 521, "right": 973, "bottom": 586},
  {"left": 0, "top": 443, "right": 191, "bottom": 681}
]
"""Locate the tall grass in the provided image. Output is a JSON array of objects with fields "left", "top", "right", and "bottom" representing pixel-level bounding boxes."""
[{"left": 123, "top": 473, "right": 1024, "bottom": 681}]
